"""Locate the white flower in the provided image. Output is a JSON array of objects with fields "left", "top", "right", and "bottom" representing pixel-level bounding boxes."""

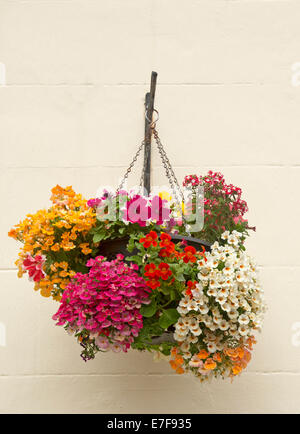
[
  {"left": 213, "top": 316, "right": 223, "bottom": 326},
  {"left": 221, "top": 231, "right": 230, "bottom": 241},
  {"left": 208, "top": 257, "right": 219, "bottom": 268},
  {"left": 187, "top": 301, "right": 198, "bottom": 312},
  {"left": 186, "top": 335, "right": 198, "bottom": 344},
  {"left": 238, "top": 324, "right": 249, "bottom": 336},
  {"left": 219, "top": 320, "right": 229, "bottom": 331},
  {"left": 227, "top": 308, "right": 239, "bottom": 320},
  {"left": 223, "top": 265, "right": 234, "bottom": 276},
  {"left": 199, "top": 304, "right": 209, "bottom": 314},
  {"left": 211, "top": 241, "right": 221, "bottom": 249},
  {"left": 207, "top": 342, "right": 217, "bottom": 353},
  {"left": 221, "top": 302, "right": 231, "bottom": 313},
  {"left": 180, "top": 341, "right": 190, "bottom": 352},
  {"left": 236, "top": 272, "right": 246, "bottom": 283},
  {"left": 218, "top": 287, "right": 229, "bottom": 297},
  {"left": 192, "top": 328, "right": 202, "bottom": 337},
  {"left": 183, "top": 351, "right": 192, "bottom": 359},
  {"left": 198, "top": 258, "right": 207, "bottom": 267},
  {"left": 228, "top": 234, "right": 239, "bottom": 246},
  {"left": 177, "top": 306, "right": 188, "bottom": 315},
  {"left": 174, "top": 332, "right": 186, "bottom": 341},
  {"left": 216, "top": 293, "right": 227, "bottom": 305},
  {"left": 238, "top": 314, "right": 250, "bottom": 325},
  {"left": 207, "top": 287, "right": 218, "bottom": 297}
]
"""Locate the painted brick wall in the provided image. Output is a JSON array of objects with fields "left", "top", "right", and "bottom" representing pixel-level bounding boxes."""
[{"left": 1, "top": 0, "right": 300, "bottom": 413}]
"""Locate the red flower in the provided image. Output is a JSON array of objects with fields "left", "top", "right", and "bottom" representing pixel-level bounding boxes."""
[
  {"left": 159, "top": 233, "right": 175, "bottom": 258},
  {"left": 146, "top": 278, "right": 161, "bottom": 290},
  {"left": 158, "top": 263, "right": 172, "bottom": 280},
  {"left": 182, "top": 246, "right": 197, "bottom": 263},
  {"left": 139, "top": 231, "right": 158, "bottom": 248},
  {"left": 159, "top": 232, "right": 173, "bottom": 248},
  {"left": 186, "top": 280, "right": 196, "bottom": 299},
  {"left": 23, "top": 254, "right": 45, "bottom": 282},
  {"left": 144, "top": 263, "right": 157, "bottom": 278}
]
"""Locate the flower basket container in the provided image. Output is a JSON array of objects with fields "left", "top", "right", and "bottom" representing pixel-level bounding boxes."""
[{"left": 98, "top": 234, "right": 211, "bottom": 261}]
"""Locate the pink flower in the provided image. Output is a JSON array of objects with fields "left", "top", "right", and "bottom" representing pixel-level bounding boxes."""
[
  {"left": 22, "top": 254, "right": 45, "bottom": 282},
  {"left": 53, "top": 255, "right": 150, "bottom": 360},
  {"left": 124, "top": 195, "right": 150, "bottom": 227}
]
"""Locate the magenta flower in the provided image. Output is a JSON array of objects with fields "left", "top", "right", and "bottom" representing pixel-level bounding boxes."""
[
  {"left": 52, "top": 255, "right": 150, "bottom": 359},
  {"left": 123, "top": 195, "right": 150, "bottom": 226}
]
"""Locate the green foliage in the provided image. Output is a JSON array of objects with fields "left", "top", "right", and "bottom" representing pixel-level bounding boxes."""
[
  {"left": 158, "top": 309, "right": 180, "bottom": 329},
  {"left": 140, "top": 300, "right": 157, "bottom": 318}
]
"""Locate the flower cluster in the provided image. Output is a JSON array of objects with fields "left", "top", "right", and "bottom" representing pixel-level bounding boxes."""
[
  {"left": 8, "top": 185, "right": 97, "bottom": 299},
  {"left": 170, "top": 230, "right": 266, "bottom": 381},
  {"left": 183, "top": 171, "right": 251, "bottom": 242},
  {"left": 52, "top": 255, "right": 150, "bottom": 360},
  {"left": 139, "top": 232, "right": 204, "bottom": 291},
  {"left": 9, "top": 173, "right": 265, "bottom": 380},
  {"left": 88, "top": 190, "right": 171, "bottom": 228}
]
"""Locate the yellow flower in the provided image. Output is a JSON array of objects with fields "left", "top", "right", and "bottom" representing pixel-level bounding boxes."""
[
  {"left": 9, "top": 185, "right": 96, "bottom": 300},
  {"left": 51, "top": 244, "right": 60, "bottom": 252}
]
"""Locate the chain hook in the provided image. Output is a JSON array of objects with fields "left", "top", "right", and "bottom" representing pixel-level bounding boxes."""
[{"left": 145, "top": 108, "right": 159, "bottom": 129}]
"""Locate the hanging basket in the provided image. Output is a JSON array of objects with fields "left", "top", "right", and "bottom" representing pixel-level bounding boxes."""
[
  {"left": 98, "top": 234, "right": 211, "bottom": 261},
  {"left": 8, "top": 71, "right": 265, "bottom": 382}
]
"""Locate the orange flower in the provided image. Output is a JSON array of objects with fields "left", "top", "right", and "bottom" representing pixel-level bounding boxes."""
[
  {"left": 171, "top": 347, "right": 178, "bottom": 357},
  {"left": 197, "top": 349, "right": 209, "bottom": 359},
  {"left": 9, "top": 185, "right": 96, "bottom": 300},
  {"left": 204, "top": 358, "right": 217, "bottom": 370},
  {"left": 232, "top": 364, "right": 243, "bottom": 375},
  {"left": 79, "top": 243, "right": 92, "bottom": 255},
  {"left": 213, "top": 352, "right": 222, "bottom": 363},
  {"left": 246, "top": 336, "right": 257, "bottom": 350},
  {"left": 8, "top": 229, "right": 17, "bottom": 239}
]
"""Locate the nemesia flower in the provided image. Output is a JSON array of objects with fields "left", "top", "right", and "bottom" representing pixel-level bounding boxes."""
[
  {"left": 139, "top": 231, "right": 158, "bottom": 248},
  {"left": 22, "top": 253, "right": 46, "bottom": 282},
  {"left": 52, "top": 255, "right": 150, "bottom": 360},
  {"left": 124, "top": 195, "right": 150, "bottom": 227},
  {"left": 171, "top": 230, "right": 266, "bottom": 382},
  {"left": 157, "top": 263, "right": 172, "bottom": 280},
  {"left": 182, "top": 246, "right": 197, "bottom": 263},
  {"left": 9, "top": 185, "right": 96, "bottom": 299}
]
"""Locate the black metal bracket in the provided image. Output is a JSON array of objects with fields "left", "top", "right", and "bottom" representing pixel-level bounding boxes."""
[{"left": 143, "top": 71, "right": 157, "bottom": 195}]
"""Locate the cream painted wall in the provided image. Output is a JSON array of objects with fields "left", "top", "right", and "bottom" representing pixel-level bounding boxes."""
[{"left": 1, "top": 0, "right": 300, "bottom": 414}]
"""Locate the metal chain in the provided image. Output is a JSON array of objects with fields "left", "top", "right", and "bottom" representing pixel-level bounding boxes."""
[
  {"left": 116, "top": 121, "right": 186, "bottom": 225},
  {"left": 116, "top": 140, "right": 146, "bottom": 193},
  {"left": 152, "top": 127, "right": 185, "bottom": 207}
]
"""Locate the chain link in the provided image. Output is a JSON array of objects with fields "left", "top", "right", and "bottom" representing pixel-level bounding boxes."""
[
  {"left": 116, "top": 122, "right": 187, "bottom": 225},
  {"left": 152, "top": 127, "right": 186, "bottom": 219},
  {"left": 116, "top": 140, "right": 146, "bottom": 193}
]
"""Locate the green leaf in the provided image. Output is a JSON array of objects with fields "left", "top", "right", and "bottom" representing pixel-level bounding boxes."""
[
  {"left": 93, "top": 233, "right": 106, "bottom": 243},
  {"left": 158, "top": 308, "right": 180, "bottom": 329},
  {"left": 140, "top": 300, "right": 157, "bottom": 318},
  {"left": 176, "top": 273, "right": 185, "bottom": 282}
]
